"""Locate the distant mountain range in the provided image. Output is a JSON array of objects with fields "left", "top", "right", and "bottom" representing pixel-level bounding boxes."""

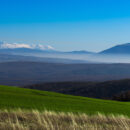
[
  {"left": 0, "top": 41, "right": 93, "bottom": 55},
  {"left": 1, "top": 42, "right": 130, "bottom": 63},
  {"left": 1, "top": 41, "right": 130, "bottom": 55},
  {"left": 0, "top": 47, "right": 93, "bottom": 55}
]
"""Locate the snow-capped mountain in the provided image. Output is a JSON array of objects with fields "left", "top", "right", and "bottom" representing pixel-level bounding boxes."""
[{"left": 0, "top": 41, "right": 55, "bottom": 51}]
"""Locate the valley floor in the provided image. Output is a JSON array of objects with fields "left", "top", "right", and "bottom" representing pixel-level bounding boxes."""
[{"left": 0, "top": 109, "right": 130, "bottom": 130}]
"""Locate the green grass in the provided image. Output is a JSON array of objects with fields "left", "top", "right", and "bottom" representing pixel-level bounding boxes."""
[{"left": 0, "top": 85, "right": 130, "bottom": 116}]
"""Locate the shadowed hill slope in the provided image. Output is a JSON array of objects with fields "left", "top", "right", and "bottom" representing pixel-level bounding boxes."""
[
  {"left": 24, "top": 79, "right": 130, "bottom": 99},
  {"left": 112, "top": 90, "right": 130, "bottom": 101},
  {"left": 1, "top": 62, "right": 130, "bottom": 86}
]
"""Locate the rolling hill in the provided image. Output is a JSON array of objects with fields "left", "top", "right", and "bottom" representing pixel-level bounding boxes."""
[
  {"left": 112, "top": 90, "right": 130, "bottom": 101},
  {"left": 1, "top": 62, "right": 130, "bottom": 86},
  {"left": 0, "top": 53, "right": 88, "bottom": 64},
  {"left": 0, "top": 85, "right": 130, "bottom": 116},
  {"left": 24, "top": 79, "right": 130, "bottom": 99}
]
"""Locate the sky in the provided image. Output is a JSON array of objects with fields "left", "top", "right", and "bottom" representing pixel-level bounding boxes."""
[{"left": 1, "top": 0, "right": 130, "bottom": 52}]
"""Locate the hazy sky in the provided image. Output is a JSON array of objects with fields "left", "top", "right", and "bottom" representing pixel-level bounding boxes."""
[{"left": 1, "top": 0, "right": 130, "bottom": 52}]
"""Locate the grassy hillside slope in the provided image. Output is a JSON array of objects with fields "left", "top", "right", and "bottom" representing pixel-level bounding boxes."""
[{"left": 0, "top": 85, "right": 130, "bottom": 116}]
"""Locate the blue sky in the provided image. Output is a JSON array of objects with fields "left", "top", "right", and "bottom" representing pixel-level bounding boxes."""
[{"left": 0, "top": 0, "right": 130, "bottom": 52}]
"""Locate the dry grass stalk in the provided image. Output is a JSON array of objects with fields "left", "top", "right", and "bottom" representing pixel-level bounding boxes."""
[{"left": 0, "top": 110, "right": 130, "bottom": 130}]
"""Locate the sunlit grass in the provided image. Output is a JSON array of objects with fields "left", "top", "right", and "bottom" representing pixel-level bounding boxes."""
[{"left": 0, "top": 85, "right": 130, "bottom": 116}]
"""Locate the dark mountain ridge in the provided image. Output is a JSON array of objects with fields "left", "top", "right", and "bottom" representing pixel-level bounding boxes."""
[{"left": 24, "top": 79, "right": 130, "bottom": 100}]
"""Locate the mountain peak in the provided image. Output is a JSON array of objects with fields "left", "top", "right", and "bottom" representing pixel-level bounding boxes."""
[
  {"left": 121, "top": 43, "right": 130, "bottom": 46},
  {"left": 100, "top": 43, "right": 130, "bottom": 54}
]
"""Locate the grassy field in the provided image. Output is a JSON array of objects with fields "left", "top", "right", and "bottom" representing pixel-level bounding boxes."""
[
  {"left": 0, "top": 85, "right": 130, "bottom": 116},
  {"left": 0, "top": 110, "right": 130, "bottom": 130}
]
